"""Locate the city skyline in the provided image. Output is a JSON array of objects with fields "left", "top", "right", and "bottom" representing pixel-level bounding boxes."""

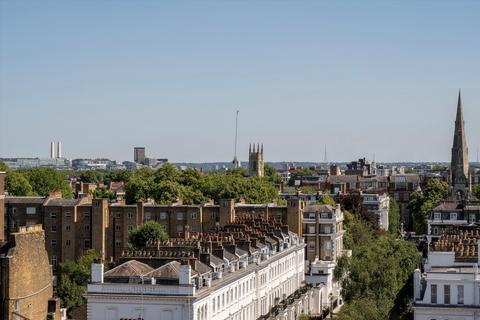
[{"left": 1, "top": 1, "right": 479, "bottom": 162}]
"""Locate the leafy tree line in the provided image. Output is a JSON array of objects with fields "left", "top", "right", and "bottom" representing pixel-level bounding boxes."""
[
  {"left": 124, "top": 164, "right": 283, "bottom": 205},
  {"left": 0, "top": 163, "right": 73, "bottom": 198},
  {"left": 335, "top": 198, "right": 418, "bottom": 320}
]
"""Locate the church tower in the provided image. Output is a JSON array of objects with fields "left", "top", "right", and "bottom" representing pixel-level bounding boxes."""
[
  {"left": 248, "top": 143, "right": 265, "bottom": 177},
  {"left": 450, "top": 91, "right": 471, "bottom": 200}
]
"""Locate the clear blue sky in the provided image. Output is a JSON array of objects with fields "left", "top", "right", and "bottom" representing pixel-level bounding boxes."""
[{"left": 1, "top": 1, "right": 479, "bottom": 163}]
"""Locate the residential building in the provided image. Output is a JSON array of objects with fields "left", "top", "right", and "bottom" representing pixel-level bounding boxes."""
[
  {"left": 413, "top": 226, "right": 480, "bottom": 320},
  {"left": 361, "top": 193, "right": 390, "bottom": 231},
  {"left": 86, "top": 218, "right": 317, "bottom": 320},
  {"left": 301, "top": 203, "right": 345, "bottom": 310},
  {"left": 0, "top": 224, "right": 62, "bottom": 320}
]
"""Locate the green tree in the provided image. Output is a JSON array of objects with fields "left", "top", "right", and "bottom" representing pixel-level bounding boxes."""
[
  {"left": 473, "top": 185, "right": 480, "bottom": 200},
  {"left": 56, "top": 250, "right": 102, "bottom": 313},
  {"left": 409, "top": 178, "right": 448, "bottom": 234},
  {"left": 152, "top": 181, "right": 185, "bottom": 204},
  {"left": 337, "top": 298, "right": 384, "bottom": 320},
  {"left": 264, "top": 165, "right": 282, "bottom": 184},
  {"left": 125, "top": 167, "right": 155, "bottom": 203},
  {"left": 23, "top": 168, "right": 73, "bottom": 198},
  {"left": 153, "top": 163, "right": 180, "bottom": 183},
  {"left": 388, "top": 197, "right": 401, "bottom": 237},
  {"left": 128, "top": 221, "right": 168, "bottom": 250},
  {"left": 0, "top": 162, "right": 8, "bottom": 171},
  {"left": 5, "top": 170, "right": 33, "bottom": 196},
  {"left": 298, "top": 186, "right": 317, "bottom": 194},
  {"left": 78, "top": 170, "right": 104, "bottom": 183},
  {"left": 317, "top": 194, "right": 336, "bottom": 206},
  {"left": 92, "top": 187, "right": 115, "bottom": 200}
]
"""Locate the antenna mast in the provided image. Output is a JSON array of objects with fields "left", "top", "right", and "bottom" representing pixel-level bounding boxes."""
[{"left": 232, "top": 110, "right": 240, "bottom": 168}]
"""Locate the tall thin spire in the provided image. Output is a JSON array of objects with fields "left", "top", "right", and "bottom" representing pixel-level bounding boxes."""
[
  {"left": 456, "top": 89, "right": 463, "bottom": 123},
  {"left": 450, "top": 90, "right": 470, "bottom": 199}
]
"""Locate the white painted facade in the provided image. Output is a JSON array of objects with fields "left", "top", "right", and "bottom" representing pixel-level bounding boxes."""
[
  {"left": 413, "top": 266, "right": 480, "bottom": 320},
  {"left": 414, "top": 242, "right": 480, "bottom": 319},
  {"left": 86, "top": 241, "right": 311, "bottom": 320},
  {"left": 361, "top": 193, "right": 390, "bottom": 231}
]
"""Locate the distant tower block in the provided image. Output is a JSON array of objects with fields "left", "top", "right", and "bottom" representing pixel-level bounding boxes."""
[
  {"left": 248, "top": 143, "right": 265, "bottom": 177},
  {"left": 50, "top": 142, "right": 55, "bottom": 159},
  {"left": 134, "top": 147, "right": 146, "bottom": 164},
  {"left": 57, "top": 141, "right": 62, "bottom": 159}
]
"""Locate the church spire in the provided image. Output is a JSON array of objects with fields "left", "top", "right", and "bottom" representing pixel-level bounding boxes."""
[
  {"left": 456, "top": 89, "right": 463, "bottom": 124},
  {"left": 450, "top": 90, "right": 470, "bottom": 199}
]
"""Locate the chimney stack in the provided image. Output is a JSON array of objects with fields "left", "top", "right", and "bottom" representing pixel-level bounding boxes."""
[
  {"left": 50, "top": 142, "right": 55, "bottom": 159},
  {"left": 57, "top": 141, "right": 62, "bottom": 159}
]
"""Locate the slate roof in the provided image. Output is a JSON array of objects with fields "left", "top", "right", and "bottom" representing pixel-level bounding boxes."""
[
  {"left": 303, "top": 204, "right": 334, "bottom": 213},
  {"left": 104, "top": 260, "right": 154, "bottom": 277},
  {"left": 223, "top": 250, "right": 239, "bottom": 262},
  {"left": 44, "top": 198, "right": 81, "bottom": 207},
  {"left": 433, "top": 201, "right": 464, "bottom": 212},
  {"left": 143, "top": 261, "right": 181, "bottom": 279},
  {"left": 5, "top": 196, "right": 46, "bottom": 204}
]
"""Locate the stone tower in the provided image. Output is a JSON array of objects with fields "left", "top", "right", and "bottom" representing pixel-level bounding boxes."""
[
  {"left": 248, "top": 143, "right": 265, "bottom": 177},
  {"left": 450, "top": 91, "right": 471, "bottom": 200}
]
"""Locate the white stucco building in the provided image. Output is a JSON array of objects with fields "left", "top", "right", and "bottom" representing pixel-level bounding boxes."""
[
  {"left": 361, "top": 193, "right": 390, "bottom": 231},
  {"left": 86, "top": 220, "right": 318, "bottom": 320},
  {"left": 414, "top": 228, "right": 480, "bottom": 320}
]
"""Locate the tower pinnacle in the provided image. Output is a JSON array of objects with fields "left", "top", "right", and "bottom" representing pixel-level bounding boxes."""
[{"left": 450, "top": 90, "right": 470, "bottom": 199}]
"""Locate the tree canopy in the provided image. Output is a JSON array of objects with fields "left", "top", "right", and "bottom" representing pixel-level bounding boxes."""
[
  {"left": 388, "top": 197, "right": 401, "bottom": 237},
  {"left": 128, "top": 221, "right": 168, "bottom": 250},
  {"left": 408, "top": 178, "right": 448, "bottom": 234},
  {"left": 56, "top": 250, "right": 103, "bottom": 313},
  {"left": 336, "top": 202, "right": 418, "bottom": 320},
  {"left": 317, "top": 194, "right": 336, "bottom": 206},
  {"left": 125, "top": 164, "right": 281, "bottom": 205},
  {"left": 473, "top": 185, "right": 480, "bottom": 200},
  {"left": 0, "top": 163, "right": 73, "bottom": 198}
]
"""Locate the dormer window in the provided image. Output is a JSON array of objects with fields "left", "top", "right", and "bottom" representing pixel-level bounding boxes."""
[{"left": 470, "top": 214, "right": 476, "bottom": 223}]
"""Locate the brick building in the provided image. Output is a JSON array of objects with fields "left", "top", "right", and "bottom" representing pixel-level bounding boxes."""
[
  {"left": 0, "top": 224, "right": 61, "bottom": 320},
  {"left": 3, "top": 194, "right": 344, "bottom": 275}
]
